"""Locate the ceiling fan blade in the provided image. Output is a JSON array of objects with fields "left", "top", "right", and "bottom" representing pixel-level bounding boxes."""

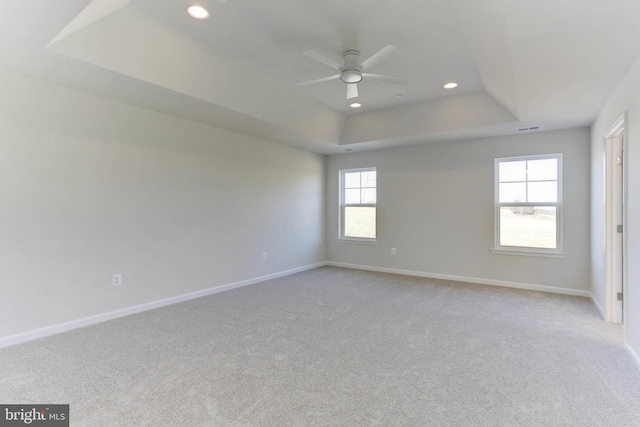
[
  {"left": 347, "top": 83, "right": 358, "bottom": 99},
  {"left": 360, "top": 45, "right": 400, "bottom": 71},
  {"left": 362, "top": 73, "right": 408, "bottom": 85},
  {"left": 296, "top": 74, "right": 341, "bottom": 86},
  {"left": 303, "top": 51, "right": 343, "bottom": 71}
]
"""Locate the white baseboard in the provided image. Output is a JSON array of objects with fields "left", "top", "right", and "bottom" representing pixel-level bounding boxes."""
[
  {"left": 589, "top": 292, "right": 606, "bottom": 319},
  {"left": 626, "top": 343, "right": 640, "bottom": 372},
  {"left": 0, "top": 262, "right": 327, "bottom": 349},
  {"left": 326, "top": 262, "right": 591, "bottom": 297}
]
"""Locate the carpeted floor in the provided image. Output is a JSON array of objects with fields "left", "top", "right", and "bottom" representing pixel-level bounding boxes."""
[{"left": 1, "top": 266, "right": 639, "bottom": 426}]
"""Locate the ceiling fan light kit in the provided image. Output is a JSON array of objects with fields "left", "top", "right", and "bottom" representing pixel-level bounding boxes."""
[
  {"left": 340, "top": 69, "right": 362, "bottom": 84},
  {"left": 297, "top": 45, "right": 408, "bottom": 101}
]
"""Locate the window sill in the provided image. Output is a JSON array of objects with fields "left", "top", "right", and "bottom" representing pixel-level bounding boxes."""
[
  {"left": 491, "top": 248, "right": 567, "bottom": 258},
  {"left": 337, "top": 238, "right": 379, "bottom": 245}
]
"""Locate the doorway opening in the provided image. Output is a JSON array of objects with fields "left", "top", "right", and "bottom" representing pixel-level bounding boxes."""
[{"left": 604, "top": 114, "right": 626, "bottom": 325}]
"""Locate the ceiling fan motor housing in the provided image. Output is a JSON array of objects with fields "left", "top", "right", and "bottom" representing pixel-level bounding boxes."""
[{"left": 340, "top": 50, "right": 362, "bottom": 83}]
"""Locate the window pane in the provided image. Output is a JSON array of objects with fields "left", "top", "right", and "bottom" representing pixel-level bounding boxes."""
[
  {"left": 345, "top": 207, "right": 376, "bottom": 238},
  {"left": 499, "top": 183, "right": 526, "bottom": 203},
  {"left": 528, "top": 159, "right": 557, "bottom": 181},
  {"left": 500, "top": 207, "right": 557, "bottom": 249},
  {"left": 499, "top": 161, "right": 526, "bottom": 182},
  {"left": 361, "top": 171, "right": 377, "bottom": 188},
  {"left": 361, "top": 188, "right": 377, "bottom": 204},
  {"left": 528, "top": 181, "right": 557, "bottom": 203},
  {"left": 344, "top": 189, "right": 360, "bottom": 204},
  {"left": 344, "top": 172, "right": 361, "bottom": 188}
]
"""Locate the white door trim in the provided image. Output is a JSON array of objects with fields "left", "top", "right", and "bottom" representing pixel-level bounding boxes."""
[{"left": 603, "top": 113, "right": 627, "bottom": 327}]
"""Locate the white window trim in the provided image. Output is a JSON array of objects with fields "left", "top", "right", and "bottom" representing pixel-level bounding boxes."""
[
  {"left": 492, "top": 153, "right": 567, "bottom": 257},
  {"left": 338, "top": 167, "right": 378, "bottom": 243},
  {"left": 336, "top": 237, "right": 379, "bottom": 245}
]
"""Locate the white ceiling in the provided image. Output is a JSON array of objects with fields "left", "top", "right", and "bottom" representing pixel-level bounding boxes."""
[
  {"left": 1, "top": 0, "right": 640, "bottom": 154},
  {"left": 134, "top": 0, "right": 485, "bottom": 113}
]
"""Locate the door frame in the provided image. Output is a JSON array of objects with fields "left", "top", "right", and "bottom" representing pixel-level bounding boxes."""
[{"left": 603, "top": 113, "right": 627, "bottom": 326}]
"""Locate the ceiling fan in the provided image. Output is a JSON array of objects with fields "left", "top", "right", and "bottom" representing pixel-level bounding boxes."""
[{"left": 296, "top": 45, "right": 408, "bottom": 100}]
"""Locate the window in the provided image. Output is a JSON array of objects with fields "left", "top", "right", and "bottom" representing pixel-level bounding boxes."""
[
  {"left": 339, "top": 168, "right": 377, "bottom": 241},
  {"left": 493, "top": 154, "right": 564, "bottom": 256}
]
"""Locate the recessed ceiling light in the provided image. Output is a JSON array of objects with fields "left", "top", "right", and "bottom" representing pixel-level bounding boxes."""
[
  {"left": 395, "top": 94, "right": 403, "bottom": 98},
  {"left": 350, "top": 102, "right": 362, "bottom": 108},
  {"left": 187, "top": 5, "right": 210, "bottom": 19},
  {"left": 444, "top": 82, "right": 458, "bottom": 89}
]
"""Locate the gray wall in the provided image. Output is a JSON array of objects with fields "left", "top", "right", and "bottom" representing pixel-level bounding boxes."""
[
  {"left": 591, "top": 54, "right": 640, "bottom": 362},
  {"left": 0, "top": 66, "right": 603, "bottom": 350},
  {"left": 327, "top": 128, "right": 591, "bottom": 292},
  {"left": 0, "top": 70, "right": 325, "bottom": 340}
]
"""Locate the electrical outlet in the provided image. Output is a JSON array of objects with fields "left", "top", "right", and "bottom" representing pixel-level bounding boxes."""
[
  {"left": 112, "top": 273, "right": 122, "bottom": 286},
  {"left": 261, "top": 252, "right": 267, "bottom": 260},
  {"left": 391, "top": 248, "right": 397, "bottom": 255}
]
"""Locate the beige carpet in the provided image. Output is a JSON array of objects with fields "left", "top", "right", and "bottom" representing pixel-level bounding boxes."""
[{"left": 1, "top": 266, "right": 639, "bottom": 426}]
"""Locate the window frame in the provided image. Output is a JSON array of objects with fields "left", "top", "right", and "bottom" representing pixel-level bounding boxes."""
[
  {"left": 338, "top": 167, "right": 378, "bottom": 244},
  {"left": 492, "top": 153, "right": 566, "bottom": 258}
]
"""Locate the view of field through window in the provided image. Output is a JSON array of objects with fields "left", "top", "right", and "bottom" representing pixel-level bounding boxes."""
[
  {"left": 344, "top": 207, "right": 376, "bottom": 239},
  {"left": 498, "top": 157, "right": 559, "bottom": 249},
  {"left": 343, "top": 169, "right": 376, "bottom": 239},
  {"left": 500, "top": 207, "right": 556, "bottom": 248}
]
